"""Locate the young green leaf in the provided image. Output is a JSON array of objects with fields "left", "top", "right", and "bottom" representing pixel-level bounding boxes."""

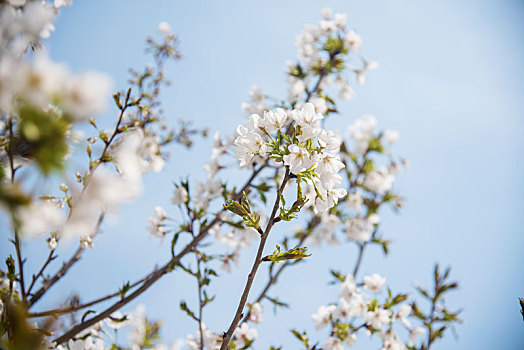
[{"left": 262, "top": 245, "right": 311, "bottom": 263}]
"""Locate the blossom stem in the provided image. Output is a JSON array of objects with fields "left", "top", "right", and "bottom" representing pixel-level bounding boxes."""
[
  {"left": 240, "top": 221, "right": 317, "bottom": 324},
  {"left": 219, "top": 167, "right": 290, "bottom": 350},
  {"left": 196, "top": 253, "right": 205, "bottom": 350},
  {"left": 352, "top": 244, "right": 365, "bottom": 278}
]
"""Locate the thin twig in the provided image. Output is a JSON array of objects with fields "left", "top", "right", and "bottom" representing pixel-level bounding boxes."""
[
  {"left": 28, "top": 214, "right": 105, "bottom": 307},
  {"left": 27, "top": 249, "right": 55, "bottom": 296},
  {"left": 6, "top": 118, "right": 27, "bottom": 304},
  {"left": 13, "top": 229, "right": 26, "bottom": 303},
  {"left": 352, "top": 244, "right": 365, "bottom": 278},
  {"left": 196, "top": 254, "right": 204, "bottom": 350},
  {"left": 27, "top": 275, "right": 148, "bottom": 318}
]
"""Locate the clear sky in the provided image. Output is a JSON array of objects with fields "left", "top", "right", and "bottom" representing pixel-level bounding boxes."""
[{"left": 6, "top": 0, "right": 523, "bottom": 349}]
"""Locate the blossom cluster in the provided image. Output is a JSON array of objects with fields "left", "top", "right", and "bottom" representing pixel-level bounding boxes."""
[
  {"left": 311, "top": 273, "right": 425, "bottom": 350},
  {"left": 295, "top": 114, "right": 403, "bottom": 250},
  {"left": 0, "top": 2, "right": 109, "bottom": 118},
  {"left": 234, "top": 102, "right": 346, "bottom": 213},
  {"left": 287, "top": 8, "right": 378, "bottom": 104}
]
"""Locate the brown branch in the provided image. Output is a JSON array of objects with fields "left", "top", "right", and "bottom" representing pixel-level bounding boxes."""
[
  {"left": 219, "top": 167, "right": 290, "bottom": 350},
  {"left": 28, "top": 214, "right": 105, "bottom": 307},
  {"left": 13, "top": 229, "right": 26, "bottom": 303},
  {"left": 240, "top": 215, "right": 319, "bottom": 324},
  {"left": 52, "top": 162, "right": 267, "bottom": 345},
  {"left": 27, "top": 92, "right": 132, "bottom": 308},
  {"left": 53, "top": 218, "right": 210, "bottom": 345},
  {"left": 27, "top": 249, "right": 56, "bottom": 296},
  {"left": 352, "top": 244, "right": 365, "bottom": 278},
  {"left": 27, "top": 275, "right": 148, "bottom": 318},
  {"left": 6, "top": 118, "right": 27, "bottom": 304}
]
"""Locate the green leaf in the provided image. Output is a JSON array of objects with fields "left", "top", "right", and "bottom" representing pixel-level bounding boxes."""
[
  {"left": 262, "top": 245, "right": 311, "bottom": 263},
  {"left": 290, "top": 329, "right": 309, "bottom": 348},
  {"left": 119, "top": 281, "right": 131, "bottom": 299},
  {"left": 179, "top": 301, "right": 198, "bottom": 321}
]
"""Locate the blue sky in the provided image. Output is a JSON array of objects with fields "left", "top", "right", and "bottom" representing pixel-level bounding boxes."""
[{"left": 5, "top": 0, "right": 523, "bottom": 349}]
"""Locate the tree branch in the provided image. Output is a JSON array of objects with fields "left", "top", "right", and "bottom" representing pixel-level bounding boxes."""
[
  {"left": 28, "top": 214, "right": 105, "bottom": 307},
  {"left": 219, "top": 167, "right": 290, "bottom": 350},
  {"left": 27, "top": 249, "right": 56, "bottom": 297},
  {"left": 52, "top": 162, "right": 267, "bottom": 345}
]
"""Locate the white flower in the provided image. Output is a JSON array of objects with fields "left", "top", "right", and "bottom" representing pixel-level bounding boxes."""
[
  {"left": 364, "top": 308, "right": 390, "bottom": 329},
  {"left": 344, "top": 30, "right": 362, "bottom": 52},
  {"left": 339, "top": 275, "right": 357, "bottom": 300},
  {"left": 283, "top": 144, "right": 313, "bottom": 174},
  {"left": 306, "top": 212, "right": 341, "bottom": 246},
  {"left": 292, "top": 102, "right": 324, "bottom": 142},
  {"left": 234, "top": 118, "right": 268, "bottom": 167},
  {"left": 345, "top": 217, "right": 373, "bottom": 242},
  {"left": 54, "top": 0, "right": 73, "bottom": 8},
  {"left": 171, "top": 187, "right": 188, "bottom": 205},
  {"left": 396, "top": 304, "right": 412, "bottom": 327},
  {"left": 311, "top": 304, "right": 336, "bottom": 330},
  {"left": 220, "top": 253, "right": 239, "bottom": 273},
  {"left": 158, "top": 22, "right": 172, "bottom": 34},
  {"left": 333, "top": 297, "right": 351, "bottom": 319},
  {"left": 363, "top": 273, "right": 386, "bottom": 293},
  {"left": 383, "top": 129, "right": 399, "bottom": 144},
  {"left": 348, "top": 293, "right": 368, "bottom": 318},
  {"left": 62, "top": 168, "right": 136, "bottom": 239},
  {"left": 248, "top": 302, "right": 263, "bottom": 323},
  {"left": 314, "top": 152, "right": 345, "bottom": 179},
  {"left": 234, "top": 322, "right": 258, "bottom": 347},
  {"left": 170, "top": 339, "right": 185, "bottom": 350},
  {"left": 339, "top": 83, "right": 356, "bottom": 100},
  {"left": 18, "top": 200, "right": 64, "bottom": 237},
  {"left": 321, "top": 8, "right": 332, "bottom": 20},
  {"left": 248, "top": 85, "right": 265, "bottom": 103},
  {"left": 347, "top": 191, "right": 362, "bottom": 213},
  {"left": 408, "top": 327, "right": 425, "bottom": 346},
  {"left": 348, "top": 114, "right": 377, "bottom": 154},
  {"left": 186, "top": 323, "right": 219, "bottom": 350},
  {"left": 128, "top": 305, "right": 147, "bottom": 348},
  {"left": 315, "top": 186, "right": 347, "bottom": 213},
  {"left": 346, "top": 332, "right": 357, "bottom": 347},
  {"left": 80, "top": 235, "right": 93, "bottom": 249},
  {"left": 105, "top": 311, "right": 129, "bottom": 329},
  {"left": 364, "top": 167, "right": 394, "bottom": 193},
  {"left": 310, "top": 97, "right": 328, "bottom": 114},
  {"left": 47, "top": 236, "right": 57, "bottom": 250},
  {"left": 334, "top": 13, "right": 348, "bottom": 29},
  {"left": 260, "top": 108, "right": 287, "bottom": 134},
  {"left": 67, "top": 337, "right": 106, "bottom": 350},
  {"left": 216, "top": 228, "right": 258, "bottom": 249},
  {"left": 288, "top": 78, "right": 306, "bottom": 102},
  {"left": 319, "top": 20, "right": 336, "bottom": 35},
  {"left": 323, "top": 337, "right": 343, "bottom": 350},
  {"left": 62, "top": 71, "right": 112, "bottom": 120},
  {"left": 318, "top": 130, "right": 342, "bottom": 151},
  {"left": 147, "top": 206, "right": 167, "bottom": 238},
  {"left": 381, "top": 329, "right": 407, "bottom": 350}
]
